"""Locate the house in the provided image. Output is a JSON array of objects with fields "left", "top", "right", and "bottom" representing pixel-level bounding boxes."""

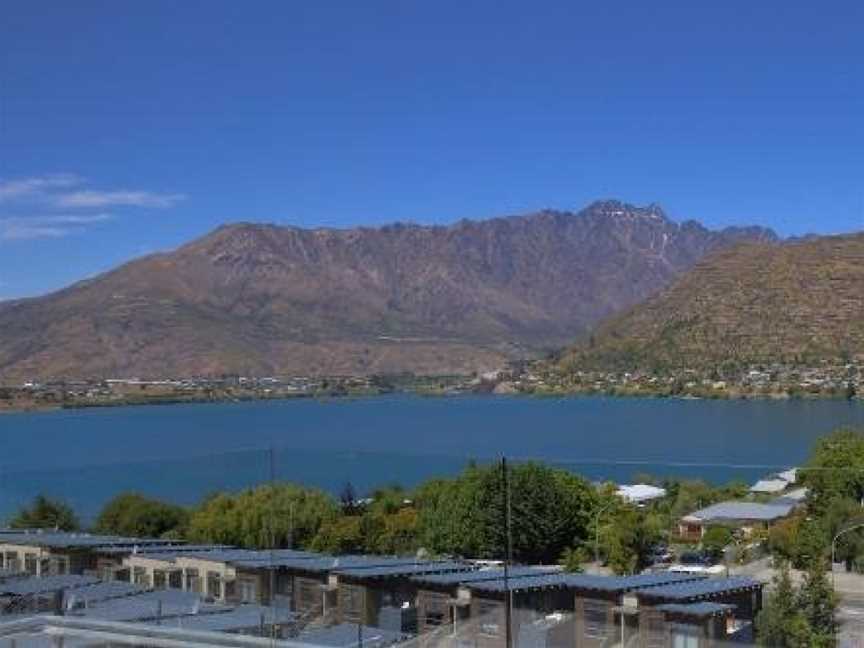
[
  {"left": 616, "top": 484, "right": 668, "bottom": 505},
  {"left": 413, "top": 570, "right": 704, "bottom": 648},
  {"left": 750, "top": 468, "right": 798, "bottom": 494},
  {"left": 678, "top": 501, "right": 794, "bottom": 541},
  {"left": 0, "top": 530, "right": 180, "bottom": 578},
  {"left": 168, "top": 549, "right": 320, "bottom": 604},
  {"left": 412, "top": 566, "right": 561, "bottom": 637},
  {"left": 635, "top": 576, "right": 763, "bottom": 646},
  {"left": 329, "top": 560, "right": 473, "bottom": 632}
]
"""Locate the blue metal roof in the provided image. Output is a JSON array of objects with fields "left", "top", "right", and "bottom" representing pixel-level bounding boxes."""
[
  {"left": 412, "top": 566, "right": 559, "bottom": 586},
  {"left": 686, "top": 501, "right": 793, "bottom": 522},
  {"left": 63, "top": 581, "right": 144, "bottom": 606},
  {"left": 334, "top": 560, "right": 472, "bottom": 579},
  {"left": 72, "top": 589, "right": 217, "bottom": 622},
  {"left": 299, "top": 623, "right": 410, "bottom": 648},
  {"left": 0, "top": 574, "right": 100, "bottom": 596},
  {"left": 637, "top": 577, "right": 762, "bottom": 601},
  {"left": 181, "top": 548, "right": 319, "bottom": 564},
  {"left": 232, "top": 554, "right": 435, "bottom": 573},
  {"left": 149, "top": 604, "right": 297, "bottom": 631},
  {"left": 0, "top": 531, "right": 177, "bottom": 550},
  {"left": 655, "top": 602, "right": 735, "bottom": 617},
  {"left": 467, "top": 571, "right": 704, "bottom": 594}
]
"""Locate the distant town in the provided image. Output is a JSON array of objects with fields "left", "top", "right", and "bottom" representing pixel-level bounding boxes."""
[{"left": 1, "top": 359, "right": 860, "bottom": 413}]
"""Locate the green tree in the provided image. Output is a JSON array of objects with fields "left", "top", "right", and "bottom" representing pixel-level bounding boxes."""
[
  {"left": 559, "top": 546, "right": 589, "bottom": 573},
  {"left": 757, "top": 562, "right": 812, "bottom": 647},
  {"left": 757, "top": 558, "right": 838, "bottom": 647},
  {"left": 9, "top": 495, "right": 79, "bottom": 531},
  {"left": 311, "top": 515, "right": 365, "bottom": 553},
  {"left": 600, "top": 507, "right": 663, "bottom": 575},
  {"left": 701, "top": 525, "right": 733, "bottom": 562},
  {"left": 187, "top": 483, "right": 338, "bottom": 549},
  {"left": 94, "top": 493, "right": 189, "bottom": 538},
  {"left": 802, "top": 428, "right": 864, "bottom": 513},
  {"left": 416, "top": 462, "right": 596, "bottom": 563},
  {"left": 797, "top": 558, "right": 838, "bottom": 646}
]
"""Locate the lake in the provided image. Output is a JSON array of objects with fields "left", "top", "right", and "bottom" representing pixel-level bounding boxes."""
[{"left": 1, "top": 395, "right": 862, "bottom": 523}]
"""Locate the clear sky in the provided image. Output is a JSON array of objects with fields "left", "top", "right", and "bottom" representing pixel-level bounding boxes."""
[{"left": 1, "top": 1, "right": 862, "bottom": 299}]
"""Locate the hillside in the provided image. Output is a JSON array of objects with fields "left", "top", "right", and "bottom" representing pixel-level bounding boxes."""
[
  {"left": 0, "top": 200, "right": 777, "bottom": 381},
  {"left": 558, "top": 233, "right": 864, "bottom": 372}
]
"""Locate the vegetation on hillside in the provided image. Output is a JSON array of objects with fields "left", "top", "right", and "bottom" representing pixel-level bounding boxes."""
[{"left": 557, "top": 234, "right": 864, "bottom": 373}]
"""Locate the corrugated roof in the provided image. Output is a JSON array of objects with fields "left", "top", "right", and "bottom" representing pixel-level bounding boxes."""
[
  {"left": 149, "top": 605, "right": 297, "bottom": 632},
  {"left": 334, "top": 561, "right": 471, "bottom": 579},
  {"left": 412, "top": 566, "right": 558, "bottom": 586},
  {"left": 231, "top": 554, "right": 434, "bottom": 573},
  {"left": 637, "top": 577, "right": 761, "bottom": 601},
  {"left": 62, "top": 581, "right": 144, "bottom": 606},
  {"left": 0, "top": 575, "right": 99, "bottom": 595},
  {"left": 686, "top": 501, "right": 793, "bottom": 522},
  {"left": 179, "top": 548, "right": 319, "bottom": 565},
  {"left": 0, "top": 531, "right": 177, "bottom": 550},
  {"left": 466, "top": 571, "right": 704, "bottom": 594},
  {"left": 655, "top": 602, "right": 735, "bottom": 616},
  {"left": 101, "top": 543, "right": 227, "bottom": 556},
  {"left": 72, "top": 589, "right": 215, "bottom": 622},
  {"left": 299, "top": 623, "right": 409, "bottom": 648}
]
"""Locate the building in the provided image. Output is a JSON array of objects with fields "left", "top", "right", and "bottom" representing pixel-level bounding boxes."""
[
  {"left": 750, "top": 467, "right": 798, "bottom": 494},
  {"left": 414, "top": 570, "right": 704, "bottom": 648},
  {"left": 616, "top": 484, "right": 668, "bottom": 505},
  {"left": 412, "top": 566, "right": 562, "bottom": 637},
  {"left": 635, "top": 576, "right": 763, "bottom": 647},
  {"left": 0, "top": 530, "right": 180, "bottom": 578},
  {"left": 678, "top": 501, "right": 794, "bottom": 541},
  {"left": 331, "top": 560, "right": 473, "bottom": 633}
]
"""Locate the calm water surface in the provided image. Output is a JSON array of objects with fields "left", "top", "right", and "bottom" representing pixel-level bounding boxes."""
[{"left": 1, "top": 395, "right": 862, "bottom": 521}]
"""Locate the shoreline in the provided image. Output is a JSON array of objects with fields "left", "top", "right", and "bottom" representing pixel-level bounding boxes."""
[{"left": 0, "top": 385, "right": 860, "bottom": 415}]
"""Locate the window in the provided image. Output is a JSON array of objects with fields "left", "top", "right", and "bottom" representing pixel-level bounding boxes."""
[
  {"left": 671, "top": 623, "right": 701, "bottom": 648},
  {"left": 297, "top": 578, "right": 321, "bottom": 612},
  {"left": 207, "top": 571, "right": 222, "bottom": 599},
  {"left": 423, "top": 593, "right": 450, "bottom": 628},
  {"left": 24, "top": 553, "right": 37, "bottom": 575},
  {"left": 477, "top": 600, "right": 503, "bottom": 637},
  {"left": 185, "top": 569, "right": 201, "bottom": 593},
  {"left": 583, "top": 600, "right": 609, "bottom": 639},
  {"left": 339, "top": 584, "right": 365, "bottom": 623},
  {"left": 239, "top": 578, "right": 258, "bottom": 603}
]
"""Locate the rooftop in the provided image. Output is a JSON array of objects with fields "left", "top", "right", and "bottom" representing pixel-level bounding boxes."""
[
  {"left": 636, "top": 577, "right": 761, "bottom": 602},
  {"left": 684, "top": 501, "right": 794, "bottom": 523},
  {"left": 411, "top": 566, "right": 559, "bottom": 587},
  {"left": 0, "top": 530, "right": 179, "bottom": 551},
  {"left": 0, "top": 574, "right": 99, "bottom": 596},
  {"left": 463, "top": 571, "right": 703, "bottom": 594},
  {"left": 299, "top": 623, "right": 409, "bottom": 648},
  {"left": 334, "top": 560, "right": 471, "bottom": 579},
  {"left": 654, "top": 602, "right": 735, "bottom": 617}
]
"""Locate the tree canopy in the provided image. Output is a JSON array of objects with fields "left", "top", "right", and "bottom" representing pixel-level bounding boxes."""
[
  {"left": 416, "top": 462, "right": 596, "bottom": 563},
  {"left": 9, "top": 495, "right": 80, "bottom": 531},
  {"left": 94, "top": 493, "right": 189, "bottom": 538},
  {"left": 186, "top": 483, "right": 338, "bottom": 549}
]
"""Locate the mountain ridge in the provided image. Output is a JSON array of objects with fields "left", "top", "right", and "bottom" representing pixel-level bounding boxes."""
[
  {"left": 557, "top": 231, "right": 864, "bottom": 372},
  {"left": 0, "top": 200, "right": 779, "bottom": 381}
]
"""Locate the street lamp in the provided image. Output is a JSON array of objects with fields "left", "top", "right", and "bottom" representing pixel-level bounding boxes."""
[
  {"left": 594, "top": 499, "right": 617, "bottom": 565},
  {"left": 831, "top": 520, "right": 864, "bottom": 585}
]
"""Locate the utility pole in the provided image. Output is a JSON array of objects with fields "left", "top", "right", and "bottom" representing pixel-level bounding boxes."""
[{"left": 502, "top": 457, "right": 513, "bottom": 648}]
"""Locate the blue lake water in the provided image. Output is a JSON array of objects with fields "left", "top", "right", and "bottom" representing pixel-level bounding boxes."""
[{"left": 1, "top": 395, "right": 862, "bottom": 523}]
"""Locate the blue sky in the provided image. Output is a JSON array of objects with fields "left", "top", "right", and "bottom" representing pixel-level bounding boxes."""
[{"left": 1, "top": 1, "right": 862, "bottom": 299}]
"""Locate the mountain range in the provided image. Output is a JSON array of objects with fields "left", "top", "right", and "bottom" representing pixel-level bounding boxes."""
[
  {"left": 0, "top": 200, "right": 779, "bottom": 381},
  {"left": 558, "top": 232, "right": 864, "bottom": 372}
]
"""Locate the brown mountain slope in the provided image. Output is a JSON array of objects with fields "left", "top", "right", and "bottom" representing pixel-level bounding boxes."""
[
  {"left": 0, "top": 200, "right": 777, "bottom": 380},
  {"left": 558, "top": 233, "right": 864, "bottom": 372}
]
